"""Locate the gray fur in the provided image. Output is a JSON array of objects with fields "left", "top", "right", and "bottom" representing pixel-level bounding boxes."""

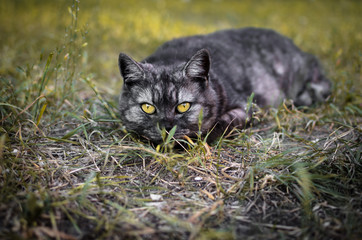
[{"left": 118, "top": 28, "right": 331, "bottom": 143}]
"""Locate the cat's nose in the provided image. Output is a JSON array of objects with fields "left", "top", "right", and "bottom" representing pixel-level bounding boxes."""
[
  {"left": 159, "top": 116, "right": 176, "bottom": 132},
  {"left": 161, "top": 122, "right": 175, "bottom": 132},
  {"left": 160, "top": 112, "right": 176, "bottom": 132}
]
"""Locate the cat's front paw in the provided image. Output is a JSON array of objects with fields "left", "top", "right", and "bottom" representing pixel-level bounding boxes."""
[{"left": 220, "top": 108, "right": 247, "bottom": 128}]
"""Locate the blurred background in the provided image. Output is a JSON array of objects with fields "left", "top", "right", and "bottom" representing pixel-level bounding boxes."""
[{"left": 0, "top": 0, "right": 361, "bottom": 98}]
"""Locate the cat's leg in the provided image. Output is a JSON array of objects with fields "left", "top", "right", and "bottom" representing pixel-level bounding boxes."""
[
  {"left": 220, "top": 108, "right": 248, "bottom": 129},
  {"left": 207, "top": 108, "right": 249, "bottom": 142}
]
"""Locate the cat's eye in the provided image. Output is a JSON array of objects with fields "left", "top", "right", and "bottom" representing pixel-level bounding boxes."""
[
  {"left": 176, "top": 102, "right": 191, "bottom": 113},
  {"left": 141, "top": 103, "right": 156, "bottom": 114}
]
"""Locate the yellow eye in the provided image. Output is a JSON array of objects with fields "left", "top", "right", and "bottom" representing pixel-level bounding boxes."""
[
  {"left": 177, "top": 102, "right": 191, "bottom": 113},
  {"left": 141, "top": 103, "right": 156, "bottom": 114}
]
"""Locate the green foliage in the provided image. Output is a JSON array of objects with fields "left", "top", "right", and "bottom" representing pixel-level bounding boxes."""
[{"left": 0, "top": 0, "right": 361, "bottom": 239}]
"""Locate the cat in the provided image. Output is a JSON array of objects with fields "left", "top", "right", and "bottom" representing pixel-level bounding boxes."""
[{"left": 118, "top": 28, "right": 331, "bottom": 143}]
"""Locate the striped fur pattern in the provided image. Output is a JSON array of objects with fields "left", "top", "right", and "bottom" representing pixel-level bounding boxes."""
[{"left": 118, "top": 28, "right": 331, "bottom": 143}]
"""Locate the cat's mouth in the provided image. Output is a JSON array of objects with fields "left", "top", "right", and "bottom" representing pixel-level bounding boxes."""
[{"left": 142, "top": 128, "right": 195, "bottom": 144}]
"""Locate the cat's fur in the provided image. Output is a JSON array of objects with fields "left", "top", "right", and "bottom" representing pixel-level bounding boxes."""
[{"left": 118, "top": 28, "right": 331, "bottom": 143}]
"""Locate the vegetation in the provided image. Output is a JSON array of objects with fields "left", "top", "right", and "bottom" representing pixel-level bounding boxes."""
[{"left": 0, "top": 0, "right": 361, "bottom": 239}]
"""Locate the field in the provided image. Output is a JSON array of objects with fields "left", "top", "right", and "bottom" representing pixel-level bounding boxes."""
[{"left": 0, "top": 0, "right": 361, "bottom": 239}]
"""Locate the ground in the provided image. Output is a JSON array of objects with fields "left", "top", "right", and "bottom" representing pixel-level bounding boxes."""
[{"left": 0, "top": 0, "right": 361, "bottom": 239}]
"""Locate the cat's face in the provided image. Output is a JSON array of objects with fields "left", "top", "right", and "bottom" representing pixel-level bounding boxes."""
[{"left": 118, "top": 49, "right": 219, "bottom": 143}]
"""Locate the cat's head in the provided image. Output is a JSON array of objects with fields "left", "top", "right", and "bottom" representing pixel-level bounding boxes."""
[{"left": 118, "top": 49, "right": 219, "bottom": 143}]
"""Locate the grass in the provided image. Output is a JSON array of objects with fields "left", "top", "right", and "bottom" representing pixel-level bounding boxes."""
[{"left": 0, "top": 0, "right": 361, "bottom": 239}]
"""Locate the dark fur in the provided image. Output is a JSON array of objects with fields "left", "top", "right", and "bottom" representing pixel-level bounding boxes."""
[{"left": 118, "top": 28, "right": 331, "bottom": 143}]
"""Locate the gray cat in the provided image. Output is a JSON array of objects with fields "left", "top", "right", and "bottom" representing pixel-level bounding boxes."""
[{"left": 118, "top": 28, "right": 331, "bottom": 143}]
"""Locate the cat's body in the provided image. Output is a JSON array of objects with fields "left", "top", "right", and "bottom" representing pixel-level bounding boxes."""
[{"left": 118, "top": 28, "right": 331, "bottom": 143}]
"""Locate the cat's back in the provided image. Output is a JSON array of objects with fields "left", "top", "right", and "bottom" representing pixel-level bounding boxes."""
[{"left": 143, "top": 28, "right": 297, "bottom": 65}]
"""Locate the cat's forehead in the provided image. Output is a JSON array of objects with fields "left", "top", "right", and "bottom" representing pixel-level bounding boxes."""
[{"left": 134, "top": 80, "right": 196, "bottom": 104}]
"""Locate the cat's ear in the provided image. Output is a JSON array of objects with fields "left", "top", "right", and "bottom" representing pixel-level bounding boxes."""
[
  {"left": 183, "top": 49, "right": 210, "bottom": 81},
  {"left": 118, "top": 53, "right": 144, "bottom": 84}
]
